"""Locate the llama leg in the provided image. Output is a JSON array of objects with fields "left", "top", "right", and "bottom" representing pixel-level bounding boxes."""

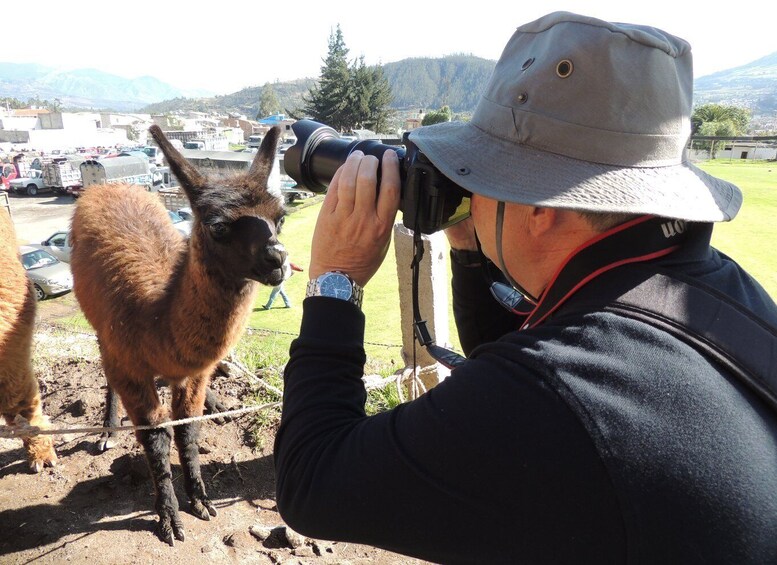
[
  {"left": 172, "top": 374, "right": 217, "bottom": 521},
  {"left": 97, "top": 384, "right": 120, "bottom": 451},
  {"left": 138, "top": 425, "right": 184, "bottom": 545},
  {"left": 15, "top": 369, "right": 58, "bottom": 472},
  {"left": 203, "top": 386, "right": 232, "bottom": 424},
  {"left": 110, "top": 372, "right": 184, "bottom": 545}
]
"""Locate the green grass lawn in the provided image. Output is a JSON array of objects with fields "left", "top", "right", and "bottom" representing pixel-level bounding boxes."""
[
  {"left": 246, "top": 195, "right": 408, "bottom": 370},
  {"left": 697, "top": 159, "right": 777, "bottom": 297}
]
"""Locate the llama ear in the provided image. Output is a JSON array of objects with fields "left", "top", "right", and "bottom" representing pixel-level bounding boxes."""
[
  {"left": 149, "top": 125, "right": 206, "bottom": 199},
  {"left": 247, "top": 126, "right": 281, "bottom": 180}
]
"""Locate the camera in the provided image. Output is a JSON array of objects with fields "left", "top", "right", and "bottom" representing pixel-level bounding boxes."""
[{"left": 284, "top": 120, "right": 471, "bottom": 234}]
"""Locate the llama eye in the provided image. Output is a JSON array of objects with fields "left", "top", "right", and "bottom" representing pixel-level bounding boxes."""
[
  {"left": 209, "top": 222, "right": 231, "bottom": 240},
  {"left": 276, "top": 216, "right": 286, "bottom": 234}
]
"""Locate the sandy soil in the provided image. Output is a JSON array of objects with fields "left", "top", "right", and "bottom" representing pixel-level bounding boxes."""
[{"left": 0, "top": 303, "right": 432, "bottom": 565}]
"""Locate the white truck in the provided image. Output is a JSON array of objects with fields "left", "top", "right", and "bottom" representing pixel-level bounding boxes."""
[
  {"left": 42, "top": 157, "right": 83, "bottom": 195},
  {"left": 72, "top": 155, "right": 153, "bottom": 198},
  {"left": 9, "top": 169, "right": 51, "bottom": 196},
  {"left": 182, "top": 136, "right": 229, "bottom": 151}
]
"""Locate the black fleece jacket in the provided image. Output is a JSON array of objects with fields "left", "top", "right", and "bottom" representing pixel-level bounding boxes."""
[{"left": 274, "top": 223, "right": 777, "bottom": 564}]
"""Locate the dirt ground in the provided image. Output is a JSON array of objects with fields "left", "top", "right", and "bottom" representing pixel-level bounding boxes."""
[{"left": 0, "top": 301, "right": 432, "bottom": 565}]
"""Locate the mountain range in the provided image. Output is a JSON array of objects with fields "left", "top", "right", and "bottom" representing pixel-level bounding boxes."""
[
  {"left": 0, "top": 62, "right": 213, "bottom": 111},
  {"left": 2, "top": 52, "right": 776, "bottom": 118}
]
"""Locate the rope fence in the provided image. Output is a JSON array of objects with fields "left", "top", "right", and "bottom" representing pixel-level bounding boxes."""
[
  {"left": 3, "top": 322, "right": 428, "bottom": 441},
  {"left": 39, "top": 320, "right": 402, "bottom": 350},
  {"left": 1, "top": 401, "right": 281, "bottom": 440}
]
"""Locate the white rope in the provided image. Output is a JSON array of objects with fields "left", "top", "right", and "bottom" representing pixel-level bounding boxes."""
[{"left": 0, "top": 401, "right": 281, "bottom": 440}]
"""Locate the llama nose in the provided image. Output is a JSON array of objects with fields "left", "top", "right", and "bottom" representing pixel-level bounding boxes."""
[{"left": 266, "top": 242, "right": 288, "bottom": 269}]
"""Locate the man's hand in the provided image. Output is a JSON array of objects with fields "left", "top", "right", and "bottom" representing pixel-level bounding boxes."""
[
  {"left": 444, "top": 216, "right": 478, "bottom": 251},
  {"left": 309, "top": 150, "right": 401, "bottom": 287}
]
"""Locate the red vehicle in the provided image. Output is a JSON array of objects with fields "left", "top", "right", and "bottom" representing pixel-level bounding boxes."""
[{"left": 1, "top": 164, "right": 18, "bottom": 192}]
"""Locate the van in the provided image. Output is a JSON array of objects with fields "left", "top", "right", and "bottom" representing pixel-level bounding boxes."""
[
  {"left": 142, "top": 146, "right": 164, "bottom": 166},
  {"left": 246, "top": 135, "right": 263, "bottom": 149}
]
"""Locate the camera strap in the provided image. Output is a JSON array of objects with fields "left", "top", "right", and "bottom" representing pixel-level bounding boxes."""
[{"left": 555, "top": 266, "right": 777, "bottom": 415}]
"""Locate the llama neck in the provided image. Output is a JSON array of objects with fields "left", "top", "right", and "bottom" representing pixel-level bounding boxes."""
[{"left": 169, "top": 244, "right": 257, "bottom": 360}]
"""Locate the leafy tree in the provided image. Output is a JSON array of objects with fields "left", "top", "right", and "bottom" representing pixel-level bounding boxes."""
[
  {"left": 693, "top": 103, "right": 750, "bottom": 133},
  {"left": 422, "top": 105, "right": 452, "bottom": 126},
  {"left": 691, "top": 103, "right": 751, "bottom": 158},
  {"left": 258, "top": 83, "right": 281, "bottom": 119},
  {"left": 0, "top": 97, "right": 26, "bottom": 109},
  {"left": 697, "top": 120, "right": 738, "bottom": 158}
]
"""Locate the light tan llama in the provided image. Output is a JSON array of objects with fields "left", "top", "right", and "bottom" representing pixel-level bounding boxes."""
[{"left": 0, "top": 208, "right": 58, "bottom": 472}]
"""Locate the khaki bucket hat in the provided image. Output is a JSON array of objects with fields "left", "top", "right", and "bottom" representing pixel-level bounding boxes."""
[{"left": 408, "top": 11, "right": 742, "bottom": 222}]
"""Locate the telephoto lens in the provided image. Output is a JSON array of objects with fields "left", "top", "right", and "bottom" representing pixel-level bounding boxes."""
[
  {"left": 284, "top": 120, "right": 404, "bottom": 192},
  {"left": 284, "top": 120, "right": 471, "bottom": 234}
]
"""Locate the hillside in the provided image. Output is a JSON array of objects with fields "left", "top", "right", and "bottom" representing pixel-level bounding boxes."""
[
  {"left": 136, "top": 52, "right": 777, "bottom": 120},
  {"left": 139, "top": 78, "right": 317, "bottom": 118},
  {"left": 694, "top": 51, "right": 777, "bottom": 114},
  {"left": 138, "top": 55, "right": 495, "bottom": 117},
  {"left": 2, "top": 51, "right": 777, "bottom": 120},
  {"left": 0, "top": 62, "right": 212, "bottom": 112}
]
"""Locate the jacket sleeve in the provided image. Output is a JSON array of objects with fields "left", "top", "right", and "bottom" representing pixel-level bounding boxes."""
[{"left": 273, "top": 296, "right": 623, "bottom": 564}]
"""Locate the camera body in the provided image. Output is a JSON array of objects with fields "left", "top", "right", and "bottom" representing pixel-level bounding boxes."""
[{"left": 284, "top": 120, "right": 471, "bottom": 234}]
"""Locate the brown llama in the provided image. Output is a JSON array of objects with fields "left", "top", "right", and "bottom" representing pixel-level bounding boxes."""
[
  {"left": 70, "top": 125, "right": 288, "bottom": 545},
  {"left": 0, "top": 209, "right": 58, "bottom": 472}
]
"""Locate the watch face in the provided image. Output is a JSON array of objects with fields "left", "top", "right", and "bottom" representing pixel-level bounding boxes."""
[{"left": 319, "top": 272, "right": 353, "bottom": 300}]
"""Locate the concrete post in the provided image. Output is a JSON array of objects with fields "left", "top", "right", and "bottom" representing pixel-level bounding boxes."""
[{"left": 393, "top": 223, "right": 452, "bottom": 398}]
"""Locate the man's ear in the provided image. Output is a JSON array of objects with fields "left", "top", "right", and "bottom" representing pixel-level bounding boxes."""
[{"left": 527, "top": 207, "right": 557, "bottom": 237}]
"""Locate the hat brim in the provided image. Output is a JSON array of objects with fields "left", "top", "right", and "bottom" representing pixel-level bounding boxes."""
[{"left": 409, "top": 122, "right": 742, "bottom": 222}]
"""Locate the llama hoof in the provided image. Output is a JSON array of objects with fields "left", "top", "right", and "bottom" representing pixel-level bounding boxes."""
[
  {"left": 157, "top": 511, "right": 186, "bottom": 545},
  {"left": 191, "top": 496, "right": 218, "bottom": 520},
  {"left": 27, "top": 443, "right": 58, "bottom": 473},
  {"left": 204, "top": 388, "right": 232, "bottom": 424},
  {"left": 97, "top": 435, "right": 118, "bottom": 452},
  {"left": 29, "top": 454, "right": 57, "bottom": 473}
]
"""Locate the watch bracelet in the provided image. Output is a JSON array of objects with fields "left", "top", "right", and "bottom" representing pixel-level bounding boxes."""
[{"left": 305, "top": 273, "right": 364, "bottom": 308}]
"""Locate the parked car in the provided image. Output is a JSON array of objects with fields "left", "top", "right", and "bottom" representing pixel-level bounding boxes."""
[
  {"left": 19, "top": 246, "right": 73, "bottom": 300},
  {"left": 176, "top": 207, "right": 194, "bottom": 221},
  {"left": 9, "top": 169, "right": 51, "bottom": 196},
  {"left": 37, "top": 230, "right": 73, "bottom": 262},
  {"left": 168, "top": 209, "right": 192, "bottom": 237}
]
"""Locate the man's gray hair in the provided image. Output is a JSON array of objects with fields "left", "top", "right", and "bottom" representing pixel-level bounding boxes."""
[{"left": 577, "top": 211, "right": 640, "bottom": 232}]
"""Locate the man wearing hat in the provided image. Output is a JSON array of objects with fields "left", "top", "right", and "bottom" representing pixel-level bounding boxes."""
[{"left": 274, "top": 12, "right": 777, "bottom": 564}]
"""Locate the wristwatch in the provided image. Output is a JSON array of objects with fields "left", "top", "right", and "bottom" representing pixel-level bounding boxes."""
[{"left": 306, "top": 271, "right": 364, "bottom": 309}]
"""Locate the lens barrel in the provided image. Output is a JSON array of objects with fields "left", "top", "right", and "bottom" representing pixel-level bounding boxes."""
[
  {"left": 284, "top": 119, "right": 471, "bottom": 234},
  {"left": 285, "top": 120, "right": 405, "bottom": 193}
]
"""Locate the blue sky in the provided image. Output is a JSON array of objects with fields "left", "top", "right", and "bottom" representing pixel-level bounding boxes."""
[{"left": 12, "top": 1, "right": 776, "bottom": 94}]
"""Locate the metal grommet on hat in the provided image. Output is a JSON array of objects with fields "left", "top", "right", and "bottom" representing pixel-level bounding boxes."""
[
  {"left": 517, "top": 93, "right": 528, "bottom": 104},
  {"left": 521, "top": 57, "right": 535, "bottom": 71},
  {"left": 456, "top": 167, "right": 470, "bottom": 176},
  {"left": 556, "top": 59, "right": 574, "bottom": 78}
]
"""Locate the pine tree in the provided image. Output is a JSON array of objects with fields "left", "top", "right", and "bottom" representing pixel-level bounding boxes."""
[
  {"left": 257, "top": 83, "right": 281, "bottom": 119},
  {"left": 300, "top": 25, "right": 351, "bottom": 130},
  {"left": 346, "top": 57, "right": 374, "bottom": 130},
  {"left": 298, "top": 26, "right": 394, "bottom": 133},
  {"left": 364, "top": 64, "right": 394, "bottom": 134}
]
